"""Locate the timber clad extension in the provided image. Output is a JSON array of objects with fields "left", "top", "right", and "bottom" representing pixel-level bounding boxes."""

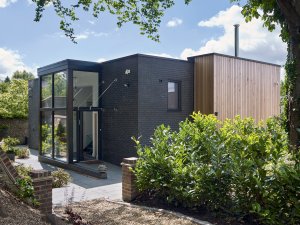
[
  {"left": 28, "top": 53, "right": 280, "bottom": 169},
  {"left": 190, "top": 53, "right": 280, "bottom": 121}
]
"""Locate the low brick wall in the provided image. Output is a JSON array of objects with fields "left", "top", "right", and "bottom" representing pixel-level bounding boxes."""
[
  {"left": 0, "top": 148, "right": 53, "bottom": 214},
  {"left": 121, "top": 157, "right": 138, "bottom": 202},
  {"left": 0, "top": 118, "right": 28, "bottom": 144}
]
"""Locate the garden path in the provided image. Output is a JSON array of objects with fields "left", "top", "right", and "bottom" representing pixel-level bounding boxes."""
[{"left": 15, "top": 148, "right": 122, "bottom": 206}]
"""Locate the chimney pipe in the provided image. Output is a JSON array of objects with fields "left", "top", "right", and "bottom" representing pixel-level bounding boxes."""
[{"left": 234, "top": 24, "right": 239, "bottom": 57}]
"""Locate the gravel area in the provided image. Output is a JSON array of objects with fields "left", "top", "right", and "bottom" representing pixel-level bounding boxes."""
[
  {"left": 0, "top": 189, "right": 50, "bottom": 225},
  {"left": 54, "top": 199, "right": 202, "bottom": 225}
]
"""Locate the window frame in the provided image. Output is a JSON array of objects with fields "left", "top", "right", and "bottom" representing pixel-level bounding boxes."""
[{"left": 167, "top": 80, "right": 181, "bottom": 112}]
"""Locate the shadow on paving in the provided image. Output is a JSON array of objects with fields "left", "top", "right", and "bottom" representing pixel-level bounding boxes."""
[{"left": 17, "top": 148, "right": 122, "bottom": 189}]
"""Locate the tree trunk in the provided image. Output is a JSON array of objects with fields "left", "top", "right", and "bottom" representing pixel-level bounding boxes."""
[{"left": 277, "top": 0, "right": 300, "bottom": 148}]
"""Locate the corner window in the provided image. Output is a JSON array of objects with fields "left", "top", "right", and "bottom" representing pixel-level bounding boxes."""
[{"left": 168, "top": 81, "right": 180, "bottom": 110}]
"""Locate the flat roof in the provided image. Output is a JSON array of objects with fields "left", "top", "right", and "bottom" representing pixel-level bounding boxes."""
[
  {"left": 188, "top": 53, "right": 281, "bottom": 67},
  {"left": 100, "top": 53, "right": 191, "bottom": 64},
  {"left": 38, "top": 52, "right": 281, "bottom": 75}
]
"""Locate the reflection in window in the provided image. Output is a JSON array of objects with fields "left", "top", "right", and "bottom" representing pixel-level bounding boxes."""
[
  {"left": 54, "top": 111, "right": 67, "bottom": 162},
  {"left": 41, "top": 75, "right": 52, "bottom": 108},
  {"left": 73, "top": 71, "right": 99, "bottom": 107},
  {"left": 54, "top": 72, "right": 67, "bottom": 108},
  {"left": 41, "top": 111, "right": 52, "bottom": 157},
  {"left": 168, "top": 81, "right": 180, "bottom": 110}
]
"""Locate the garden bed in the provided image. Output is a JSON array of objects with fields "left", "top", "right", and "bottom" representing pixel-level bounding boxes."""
[
  {"left": 54, "top": 199, "right": 204, "bottom": 225},
  {"left": 0, "top": 188, "right": 50, "bottom": 225},
  {"left": 133, "top": 193, "right": 258, "bottom": 225}
]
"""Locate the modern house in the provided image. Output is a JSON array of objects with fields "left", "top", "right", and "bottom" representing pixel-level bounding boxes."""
[{"left": 28, "top": 53, "right": 280, "bottom": 175}]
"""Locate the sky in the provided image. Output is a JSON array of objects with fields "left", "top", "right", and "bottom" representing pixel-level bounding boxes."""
[{"left": 0, "top": 0, "right": 287, "bottom": 79}]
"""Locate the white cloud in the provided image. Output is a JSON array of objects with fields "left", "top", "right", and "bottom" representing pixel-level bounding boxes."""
[
  {"left": 88, "top": 20, "right": 96, "bottom": 25},
  {"left": 96, "top": 58, "right": 107, "bottom": 63},
  {"left": 75, "top": 31, "right": 108, "bottom": 41},
  {"left": 167, "top": 18, "right": 183, "bottom": 28},
  {"left": 0, "top": 0, "right": 17, "bottom": 7},
  {"left": 181, "top": 5, "right": 287, "bottom": 66},
  {"left": 0, "top": 48, "right": 35, "bottom": 80},
  {"left": 75, "top": 33, "right": 89, "bottom": 40}
]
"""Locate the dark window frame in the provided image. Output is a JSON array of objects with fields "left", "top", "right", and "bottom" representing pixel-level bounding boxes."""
[
  {"left": 167, "top": 80, "right": 181, "bottom": 111},
  {"left": 39, "top": 70, "right": 68, "bottom": 162}
]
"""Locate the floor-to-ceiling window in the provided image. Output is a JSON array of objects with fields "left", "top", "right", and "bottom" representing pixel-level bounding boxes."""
[
  {"left": 73, "top": 71, "right": 99, "bottom": 162},
  {"left": 40, "top": 71, "right": 67, "bottom": 162}
]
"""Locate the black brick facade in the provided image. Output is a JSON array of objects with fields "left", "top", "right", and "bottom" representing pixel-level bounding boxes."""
[{"left": 29, "top": 54, "right": 194, "bottom": 166}]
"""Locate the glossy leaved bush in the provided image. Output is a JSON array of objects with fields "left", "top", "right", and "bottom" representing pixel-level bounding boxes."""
[
  {"left": 133, "top": 113, "right": 300, "bottom": 225},
  {"left": 0, "top": 79, "right": 28, "bottom": 119}
]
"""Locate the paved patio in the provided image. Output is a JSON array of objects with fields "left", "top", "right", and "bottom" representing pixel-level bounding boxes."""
[{"left": 15, "top": 148, "right": 122, "bottom": 206}]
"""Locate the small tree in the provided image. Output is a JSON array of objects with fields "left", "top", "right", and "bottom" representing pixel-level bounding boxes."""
[
  {"left": 4, "top": 76, "right": 10, "bottom": 83},
  {"left": 12, "top": 70, "right": 35, "bottom": 81}
]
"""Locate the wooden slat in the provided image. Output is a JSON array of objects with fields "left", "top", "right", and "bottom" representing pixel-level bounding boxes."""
[
  {"left": 194, "top": 55, "right": 214, "bottom": 114},
  {"left": 193, "top": 54, "right": 280, "bottom": 122}
]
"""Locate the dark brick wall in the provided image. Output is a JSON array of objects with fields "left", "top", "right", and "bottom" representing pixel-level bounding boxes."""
[
  {"left": 101, "top": 56, "right": 139, "bottom": 164},
  {"left": 0, "top": 119, "right": 28, "bottom": 144},
  {"left": 137, "top": 55, "right": 194, "bottom": 145},
  {"left": 28, "top": 79, "right": 39, "bottom": 150}
]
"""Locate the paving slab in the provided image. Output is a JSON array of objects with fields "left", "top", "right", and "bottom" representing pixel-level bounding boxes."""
[{"left": 15, "top": 148, "right": 122, "bottom": 206}]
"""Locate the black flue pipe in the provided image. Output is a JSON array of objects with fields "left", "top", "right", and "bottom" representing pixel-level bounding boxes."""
[{"left": 234, "top": 24, "right": 239, "bottom": 57}]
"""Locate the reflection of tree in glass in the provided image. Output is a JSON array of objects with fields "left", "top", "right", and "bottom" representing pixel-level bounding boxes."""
[
  {"left": 41, "top": 124, "right": 52, "bottom": 154},
  {"left": 54, "top": 73, "right": 67, "bottom": 97},
  {"left": 56, "top": 120, "right": 66, "bottom": 142},
  {"left": 55, "top": 119, "right": 67, "bottom": 156},
  {"left": 42, "top": 72, "right": 67, "bottom": 103},
  {"left": 42, "top": 76, "right": 52, "bottom": 101}
]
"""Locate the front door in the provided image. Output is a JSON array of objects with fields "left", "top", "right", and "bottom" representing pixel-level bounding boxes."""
[{"left": 75, "top": 110, "right": 99, "bottom": 162}]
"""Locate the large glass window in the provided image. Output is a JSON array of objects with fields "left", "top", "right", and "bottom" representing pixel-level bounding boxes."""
[
  {"left": 54, "top": 111, "right": 67, "bottom": 161},
  {"left": 41, "top": 75, "right": 52, "bottom": 108},
  {"left": 54, "top": 72, "right": 67, "bottom": 108},
  {"left": 168, "top": 81, "right": 180, "bottom": 110},
  {"left": 40, "top": 71, "right": 68, "bottom": 162},
  {"left": 73, "top": 71, "right": 99, "bottom": 107},
  {"left": 41, "top": 111, "right": 52, "bottom": 157}
]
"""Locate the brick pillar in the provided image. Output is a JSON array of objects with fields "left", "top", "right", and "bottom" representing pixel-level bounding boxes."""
[
  {"left": 30, "top": 170, "right": 53, "bottom": 214},
  {"left": 121, "top": 157, "right": 138, "bottom": 202}
]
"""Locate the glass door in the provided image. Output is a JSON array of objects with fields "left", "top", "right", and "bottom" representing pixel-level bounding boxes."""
[{"left": 74, "top": 110, "right": 99, "bottom": 162}]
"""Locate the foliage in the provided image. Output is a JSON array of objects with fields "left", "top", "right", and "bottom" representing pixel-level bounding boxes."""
[
  {"left": 0, "top": 124, "right": 8, "bottom": 130},
  {"left": 0, "top": 79, "right": 28, "bottom": 119},
  {"left": 52, "top": 169, "right": 71, "bottom": 188},
  {"left": 65, "top": 206, "right": 92, "bottom": 225},
  {"left": 4, "top": 76, "right": 10, "bottom": 83},
  {"left": 231, "top": 0, "right": 289, "bottom": 41},
  {"left": 32, "top": 0, "right": 192, "bottom": 43},
  {"left": 16, "top": 148, "right": 30, "bottom": 159},
  {"left": 15, "top": 164, "right": 33, "bottom": 179},
  {"left": 15, "top": 165, "right": 38, "bottom": 206},
  {"left": 2, "top": 137, "right": 20, "bottom": 154},
  {"left": 12, "top": 70, "right": 35, "bottom": 81},
  {"left": 134, "top": 113, "right": 299, "bottom": 225}
]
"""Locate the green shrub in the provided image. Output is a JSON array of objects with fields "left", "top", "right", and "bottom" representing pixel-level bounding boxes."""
[
  {"left": 134, "top": 113, "right": 299, "bottom": 225},
  {"left": 15, "top": 164, "right": 33, "bottom": 178},
  {"left": 52, "top": 169, "right": 71, "bottom": 188},
  {"left": 1, "top": 137, "right": 20, "bottom": 153},
  {"left": 15, "top": 164, "right": 37, "bottom": 205},
  {"left": 0, "top": 79, "right": 28, "bottom": 119},
  {"left": 16, "top": 148, "right": 30, "bottom": 159}
]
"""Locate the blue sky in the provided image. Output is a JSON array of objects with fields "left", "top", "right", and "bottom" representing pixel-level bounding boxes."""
[{"left": 0, "top": 0, "right": 286, "bottom": 79}]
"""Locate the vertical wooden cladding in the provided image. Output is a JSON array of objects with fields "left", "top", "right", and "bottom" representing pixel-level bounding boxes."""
[
  {"left": 194, "top": 55, "right": 214, "bottom": 114},
  {"left": 194, "top": 54, "right": 280, "bottom": 122}
]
